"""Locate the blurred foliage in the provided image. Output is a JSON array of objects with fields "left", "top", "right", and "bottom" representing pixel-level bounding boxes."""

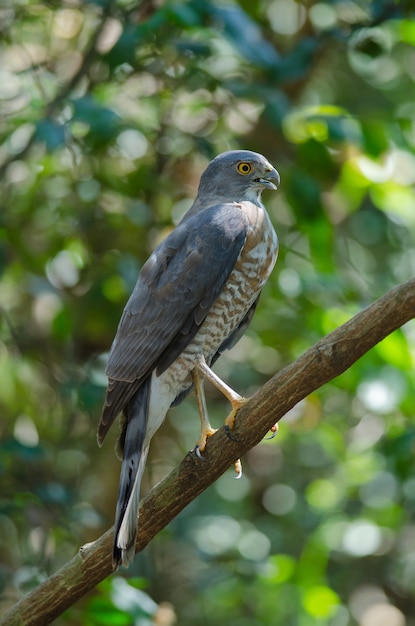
[{"left": 1, "top": 0, "right": 415, "bottom": 624}]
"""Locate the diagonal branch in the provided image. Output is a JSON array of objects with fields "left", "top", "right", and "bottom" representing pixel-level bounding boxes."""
[{"left": 2, "top": 277, "right": 415, "bottom": 626}]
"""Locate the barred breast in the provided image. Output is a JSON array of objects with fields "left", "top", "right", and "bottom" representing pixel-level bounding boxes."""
[{"left": 157, "top": 200, "right": 278, "bottom": 400}]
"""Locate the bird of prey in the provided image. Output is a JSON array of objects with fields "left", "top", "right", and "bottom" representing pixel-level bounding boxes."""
[{"left": 98, "top": 149, "right": 280, "bottom": 569}]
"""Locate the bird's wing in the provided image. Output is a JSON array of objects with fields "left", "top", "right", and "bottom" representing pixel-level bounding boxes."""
[{"left": 98, "top": 203, "right": 249, "bottom": 443}]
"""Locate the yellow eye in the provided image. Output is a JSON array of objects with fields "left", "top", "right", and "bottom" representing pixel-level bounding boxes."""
[{"left": 236, "top": 161, "right": 253, "bottom": 175}]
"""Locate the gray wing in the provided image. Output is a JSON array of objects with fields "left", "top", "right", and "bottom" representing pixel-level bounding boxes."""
[{"left": 98, "top": 203, "right": 249, "bottom": 444}]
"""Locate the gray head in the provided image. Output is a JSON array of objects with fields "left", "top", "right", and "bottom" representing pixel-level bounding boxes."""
[{"left": 195, "top": 150, "right": 280, "bottom": 208}]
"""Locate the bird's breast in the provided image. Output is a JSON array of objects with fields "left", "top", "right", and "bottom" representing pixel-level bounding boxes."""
[
  {"left": 157, "top": 202, "right": 278, "bottom": 397},
  {"left": 203, "top": 204, "right": 278, "bottom": 345},
  {"left": 233, "top": 201, "right": 278, "bottom": 288}
]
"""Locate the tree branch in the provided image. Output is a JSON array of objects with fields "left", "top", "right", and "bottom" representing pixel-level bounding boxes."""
[{"left": 2, "top": 277, "right": 415, "bottom": 626}]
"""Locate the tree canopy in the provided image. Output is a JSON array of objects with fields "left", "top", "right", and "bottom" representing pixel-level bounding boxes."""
[{"left": 1, "top": 0, "right": 415, "bottom": 624}]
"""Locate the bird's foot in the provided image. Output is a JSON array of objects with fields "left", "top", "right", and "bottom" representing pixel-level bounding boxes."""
[
  {"left": 223, "top": 397, "right": 247, "bottom": 479},
  {"left": 265, "top": 422, "right": 279, "bottom": 440},
  {"left": 234, "top": 458, "right": 242, "bottom": 479},
  {"left": 195, "top": 431, "right": 242, "bottom": 478},
  {"left": 224, "top": 396, "right": 248, "bottom": 434},
  {"left": 195, "top": 425, "right": 217, "bottom": 461}
]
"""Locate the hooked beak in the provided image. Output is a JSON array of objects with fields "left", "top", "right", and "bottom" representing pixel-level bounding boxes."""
[{"left": 257, "top": 167, "right": 280, "bottom": 191}]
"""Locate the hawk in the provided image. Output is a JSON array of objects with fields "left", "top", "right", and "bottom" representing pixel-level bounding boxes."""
[{"left": 98, "top": 150, "right": 280, "bottom": 568}]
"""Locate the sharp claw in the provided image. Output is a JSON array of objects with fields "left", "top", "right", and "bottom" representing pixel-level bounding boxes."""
[
  {"left": 234, "top": 458, "right": 242, "bottom": 479},
  {"left": 224, "top": 424, "right": 238, "bottom": 442},
  {"left": 195, "top": 445, "right": 207, "bottom": 462},
  {"left": 265, "top": 423, "right": 279, "bottom": 440},
  {"left": 224, "top": 397, "right": 246, "bottom": 432}
]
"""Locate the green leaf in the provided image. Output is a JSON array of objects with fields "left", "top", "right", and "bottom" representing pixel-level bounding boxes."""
[
  {"left": 35, "top": 119, "right": 66, "bottom": 151},
  {"left": 71, "top": 96, "right": 120, "bottom": 144},
  {"left": 260, "top": 554, "right": 296, "bottom": 584},
  {"left": 375, "top": 331, "right": 413, "bottom": 370},
  {"left": 398, "top": 18, "right": 415, "bottom": 45},
  {"left": 210, "top": 4, "right": 280, "bottom": 69},
  {"left": 302, "top": 585, "right": 340, "bottom": 618},
  {"left": 84, "top": 598, "right": 131, "bottom": 625},
  {"left": 104, "top": 25, "right": 141, "bottom": 68}
]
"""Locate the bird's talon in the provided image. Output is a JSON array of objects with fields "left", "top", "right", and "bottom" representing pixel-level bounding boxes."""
[
  {"left": 234, "top": 458, "right": 242, "bottom": 479},
  {"left": 224, "top": 397, "right": 247, "bottom": 430},
  {"left": 265, "top": 423, "right": 279, "bottom": 440},
  {"left": 195, "top": 445, "right": 207, "bottom": 462},
  {"left": 195, "top": 426, "right": 217, "bottom": 461},
  {"left": 224, "top": 412, "right": 236, "bottom": 431},
  {"left": 224, "top": 424, "right": 238, "bottom": 442}
]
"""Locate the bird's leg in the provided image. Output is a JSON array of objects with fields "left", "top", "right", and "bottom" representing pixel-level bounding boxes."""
[
  {"left": 195, "top": 357, "right": 247, "bottom": 478},
  {"left": 195, "top": 357, "right": 247, "bottom": 431},
  {"left": 192, "top": 367, "right": 217, "bottom": 456}
]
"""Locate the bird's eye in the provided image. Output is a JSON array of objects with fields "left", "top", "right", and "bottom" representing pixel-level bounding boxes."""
[{"left": 236, "top": 162, "right": 253, "bottom": 175}]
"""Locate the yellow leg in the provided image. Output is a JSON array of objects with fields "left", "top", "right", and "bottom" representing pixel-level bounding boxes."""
[
  {"left": 194, "top": 357, "right": 247, "bottom": 476},
  {"left": 195, "top": 356, "right": 248, "bottom": 430},
  {"left": 195, "top": 356, "right": 246, "bottom": 406},
  {"left": 192, "top": 367, "right": 216, "bottom": 452}
]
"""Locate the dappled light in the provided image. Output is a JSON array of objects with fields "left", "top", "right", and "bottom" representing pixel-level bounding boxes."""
[{"left": 1, "top": 0, "right": 415, "bottom": 624}]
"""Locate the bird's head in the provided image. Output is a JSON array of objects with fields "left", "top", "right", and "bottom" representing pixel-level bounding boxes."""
[{"left": 195, "top": 150, "right": 280, "bottom": 206}]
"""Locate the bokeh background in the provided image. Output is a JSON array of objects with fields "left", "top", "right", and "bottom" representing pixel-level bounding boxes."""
[{"left": 1, "top": 0, "right": 415, "bottom": 624}]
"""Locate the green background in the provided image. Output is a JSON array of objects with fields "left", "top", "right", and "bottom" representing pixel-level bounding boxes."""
[{"left": 1, "top": 0, "right": 415, "bottom": 624}]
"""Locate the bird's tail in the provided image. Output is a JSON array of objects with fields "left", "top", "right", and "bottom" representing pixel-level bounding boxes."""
[{"left": 113, "top": 378, "right": 150, "bottom": 569}]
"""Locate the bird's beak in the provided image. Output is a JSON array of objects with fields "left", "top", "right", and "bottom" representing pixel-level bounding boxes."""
[{"left": 258, "top": 167, "right": 280, "bottom": 191}]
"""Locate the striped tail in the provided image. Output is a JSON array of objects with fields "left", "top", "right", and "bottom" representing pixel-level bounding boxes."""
[{"left": 113, "top": 378, "right": 150, "bottom": 569}]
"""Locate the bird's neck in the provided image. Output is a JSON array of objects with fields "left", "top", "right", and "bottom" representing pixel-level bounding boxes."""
[{"left": 183, "top": 191, "right": 264, "bottom": 221}]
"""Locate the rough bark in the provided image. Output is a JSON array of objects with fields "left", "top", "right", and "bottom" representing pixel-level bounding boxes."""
[{"left": 2, "top": 277, "right": 415, "bottom": 626}]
